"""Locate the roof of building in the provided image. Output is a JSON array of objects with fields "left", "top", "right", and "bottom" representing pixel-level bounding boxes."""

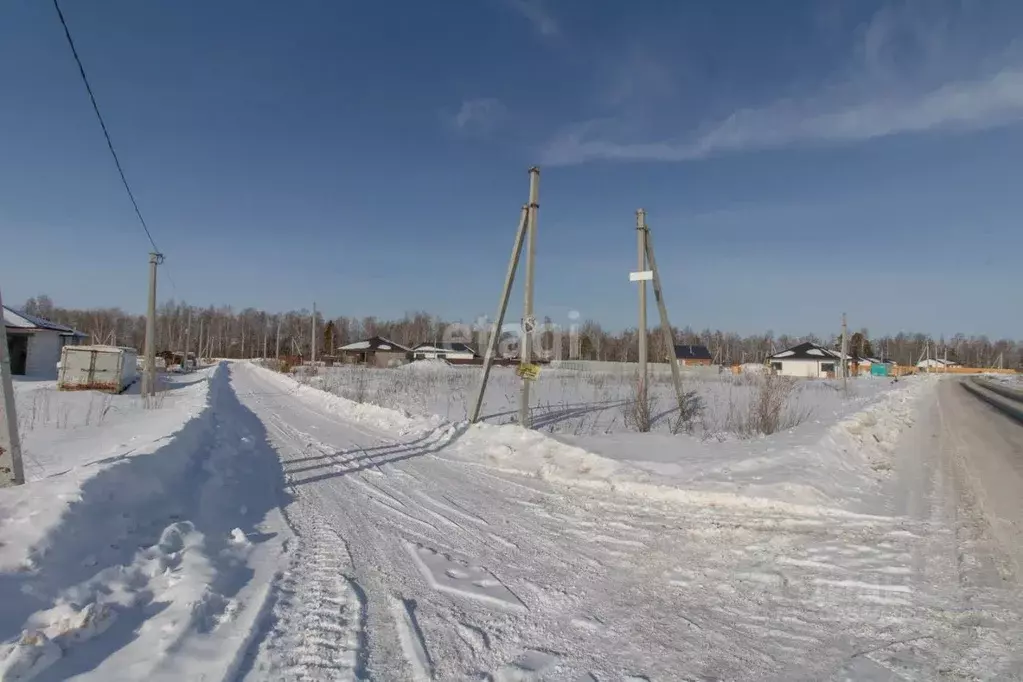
[
  {"left": 412, "top": 342, "right": 478, "bottom": 355},
  {"left": 768, "top": 341, "right": 842, "bottom": 361},
  {"left": 3, "top": 305, "right": 86, "bottom": 336},
  {"left": 338, "top": 336, "right": 410, "bottom": 352},
  {"left": 673, "top": 344, "right": 713, "bottom": 360}
]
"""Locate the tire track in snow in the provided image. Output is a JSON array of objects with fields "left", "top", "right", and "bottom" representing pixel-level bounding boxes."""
[{"left": 249, "top": 516, "right": 366, "bottom": 681}]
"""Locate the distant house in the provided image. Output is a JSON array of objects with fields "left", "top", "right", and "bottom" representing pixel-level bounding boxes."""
[
  {"left": 3, "top": 306, "right": 87, "bottom": 378},
  {"left": 916, "top": 358, "right": 959, "bottom": 370},
  {"left": 673, "top": 344, "right": 713, "bottom": 366},
  {"left": 337, "top": 336, "right": 410, "bottom": 367},
  {"left": 768, "top": 342, "right": 844, "bottom": 378},
  {"left": 410, "top": 342, "right": 478, "bottom": 362}
]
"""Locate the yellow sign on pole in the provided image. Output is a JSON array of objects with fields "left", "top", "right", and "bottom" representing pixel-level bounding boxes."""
[{"left": 516, "top": 363, "right": 541, "bottom": 381}]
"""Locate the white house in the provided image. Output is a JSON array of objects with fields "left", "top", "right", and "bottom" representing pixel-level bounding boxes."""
[
  {"left": 768, "top": 342, "right": 844, "bottom": 378},
  {"left": 916, "top": 358, "right": 959, "bottom": 370},
  {"left": 4, "top": 306, "right": 87, "bottom": 378},
  {"left": 410, "top": 342, "right": 478, "bottom": 362}
]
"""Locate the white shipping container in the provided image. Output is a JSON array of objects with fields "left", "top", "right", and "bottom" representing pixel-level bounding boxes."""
[{"left": 58, "top": 345, "right": 139, "bottom": 393}]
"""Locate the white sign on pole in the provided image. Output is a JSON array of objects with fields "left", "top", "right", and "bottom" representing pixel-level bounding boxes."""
[{"left": 629, "top": 270, "right": 653, "bottom": 282}]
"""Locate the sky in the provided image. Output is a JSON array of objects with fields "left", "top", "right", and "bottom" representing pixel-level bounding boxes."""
[{"left": 1, "top": 0, "right": 1022, "bottom": 339}]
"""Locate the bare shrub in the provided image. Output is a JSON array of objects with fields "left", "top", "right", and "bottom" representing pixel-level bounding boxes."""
[
  {"left": 751, "top": 373, "right": 796, "bottom": 435},
  {"left": 350, "top": 368, "right": 369, "bottom": 404},
  {"left": 670, "top": 389, "right": 705, "bottom": 435},
  {"left": 84, "top": 394, "right": 113, "bottom": 426},
  {"left": 623, "top": 380, "right": 657, "bottom": 433},
  {"left": 724, "top": 374, "right": 809, "bottom": 437}
]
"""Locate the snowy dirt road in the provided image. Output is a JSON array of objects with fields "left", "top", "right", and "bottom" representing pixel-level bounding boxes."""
[{"left": 229, "top": 364, "right": 1023, "bottom": 681}]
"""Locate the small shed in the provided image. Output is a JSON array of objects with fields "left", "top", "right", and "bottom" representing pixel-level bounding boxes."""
[
  {"left": 338, "top": 337, "right": 410, "bottom": 367},
  {"left": 410, "top": 342, "right": 478, "bottom": 362},
  {"left": 768, "top": 342, "right": 844, "bottom": 378},
  {"left": 4, "top": 306, "right": 87, "bottom": 378},
  {"left": 673, "top": 344, "right": 713, "bottom": 366}
]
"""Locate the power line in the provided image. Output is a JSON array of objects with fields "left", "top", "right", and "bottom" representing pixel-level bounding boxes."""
[{"left": 52, "top": 0, "right": 161, "bottom": 255}]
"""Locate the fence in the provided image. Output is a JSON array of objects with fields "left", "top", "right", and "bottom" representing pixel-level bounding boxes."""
[
  {"left": 919, "top": 366, "right": 1019, "bottom": 375},
  {"left": 548, "top": 360, "right": 723, "bottom": 378}
]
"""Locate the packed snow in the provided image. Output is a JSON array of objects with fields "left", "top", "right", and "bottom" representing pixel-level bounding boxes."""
[{"left": 1, "top": 361, "right": 1021, "bottom": 680}]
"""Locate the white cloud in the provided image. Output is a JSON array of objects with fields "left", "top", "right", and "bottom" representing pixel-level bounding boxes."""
[
  {"left": 543, "top": 66, "right": 1023, "bottom": 164},
  {"left": 450, "top": 98, "right": 507, "bottom": 135},
  {"left": 503, "top": 0, "right": 559, "bottom": 38},
  {"left": 540, "top": 2, "right": 1023, "bottom": 165}
]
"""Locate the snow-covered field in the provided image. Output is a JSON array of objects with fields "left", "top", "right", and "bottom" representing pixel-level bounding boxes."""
[
  {"left": 297, "top": 361, "right": 895, "bottom": 438},
  {"left": 1, "top": 361, "right": 1021, "bottom": 680}
]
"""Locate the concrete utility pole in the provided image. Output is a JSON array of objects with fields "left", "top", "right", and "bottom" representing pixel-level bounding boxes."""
[
  {"left": 636, "top": 209, "right": 648, "bottom": 404},
  {"left": 142, "top": 252, "right": 163, "bottom": 398},
  {"left": 471, "top": 205, "right": 530, "bottom": 424},
  {"left": 275, "top": 316, "right": 282, "bottom": 364},
  {"left": 183, "top": 308, "right": 193, "bottom": 371},
  {"left": 311, "top": 303, "right": 317, "bottom": 365},
  {"left": 518, "top": 167, "right": 540, "bottom": 428},
  {"left": 840, "top": 312, "right": 848, "bottom": 391},
  {"left": 0, "top": 287, "right": 25, "bottom": 487}
]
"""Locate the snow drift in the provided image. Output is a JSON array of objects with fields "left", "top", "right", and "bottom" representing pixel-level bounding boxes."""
[{"left": 0, "top": 364, "right": 290, "bottom": 682}]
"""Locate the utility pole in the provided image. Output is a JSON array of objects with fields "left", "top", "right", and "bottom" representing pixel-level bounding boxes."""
[
  {"left": 643, "top": 220, "right": 686, "bottom": 414},
  {"left": 263, "top": 322, "right": 268, "bottom": 360},
  {"left": 311, "top": 302, "right": 317, "bottom": 365},
  {"left": 275, "top": 316, "right": 282, "bottom": 365},
  {"left": 0, "top": 287, "right": 25, "bottom": 487},
  {"left": 471, "top": 205, "right": 530, "bottom": 424},
  {"left": 840, "top": 312, "right": 848, "bottom": 391},
  {"left": 183, "top": 308, "right": 192, "bottom": 372},
  {"left": 142, "top": 252, "right": 163, "bottom": 398},
  {"left": 636, "top": 210, "right": 648, "bottom": 408},
  {"left": 197, "top": 317, "right": 204, "bottom": 365},
  {"left": 518, "top": 167, "right": 540, "bottom": 428}
]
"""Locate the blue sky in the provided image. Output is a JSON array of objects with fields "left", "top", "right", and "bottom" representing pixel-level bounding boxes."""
[{"left": 2, "top": 0, "right": 1021, "bottom": 338}]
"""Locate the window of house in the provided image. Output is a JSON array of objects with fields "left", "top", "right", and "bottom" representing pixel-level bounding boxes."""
[
  {"left": 771, "top": 362, "right": 782, "bottom": 371},
  {"left": 821, "top": 363, "right": 835, "bottom": 373},
  {"left": 437, "top": 353, "right": 447, "bottom": 359},
  {"left": 415, "top": 353, "right": 425, "bottom": 360}
]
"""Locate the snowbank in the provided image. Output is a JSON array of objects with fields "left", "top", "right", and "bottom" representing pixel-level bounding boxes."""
[
  {"left": 445, "top": 376, "right": 934, "bottom": 513},
  {"left": 0, "top": 364, "right": 290, "bottom": 682},
  {"left": 251, "top": 362, "right": 446, "bottom": 435}
]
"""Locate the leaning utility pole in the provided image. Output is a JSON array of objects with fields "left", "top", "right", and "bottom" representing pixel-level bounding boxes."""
[
  {"left": 470, "top": 205, "right": 529, "bottom": 424},
  {"left": 518, "top": 167, "right": 540, "bottom": 427},
  {"left": 636, "top": 209, "right": 649, "bottom": 408},
  {"left": 472, "top": 167, "right": 540, "bottom": 426},
  {"left": 640, "top": 216, "right": 686, "bottom": 413},
  {"left": 0, "top": 286, "right": 25, "bottom": 487},
  {"left": 311, "top": 302, "right": 317, "bottom": 365},
  {"left": 142, "top": 252, "right": 164, "bottom": 398}
]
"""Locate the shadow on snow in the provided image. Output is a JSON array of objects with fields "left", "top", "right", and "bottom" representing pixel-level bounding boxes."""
[{"left": 0, "top": 364, "right": 290, "bottom": 680}]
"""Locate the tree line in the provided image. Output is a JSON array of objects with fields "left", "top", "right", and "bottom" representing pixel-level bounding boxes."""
[{"left": 19, "top": 294, "right": 1021, "bottom": 369}]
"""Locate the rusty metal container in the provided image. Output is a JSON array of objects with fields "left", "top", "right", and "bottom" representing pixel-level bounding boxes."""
[{"left": 58, "top": 345, "right": 138, "bottom": 393}]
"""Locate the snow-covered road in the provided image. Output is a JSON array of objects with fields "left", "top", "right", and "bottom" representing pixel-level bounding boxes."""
[{"left": 229, "top": 364, "right": 1023, "bottom": 681}]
